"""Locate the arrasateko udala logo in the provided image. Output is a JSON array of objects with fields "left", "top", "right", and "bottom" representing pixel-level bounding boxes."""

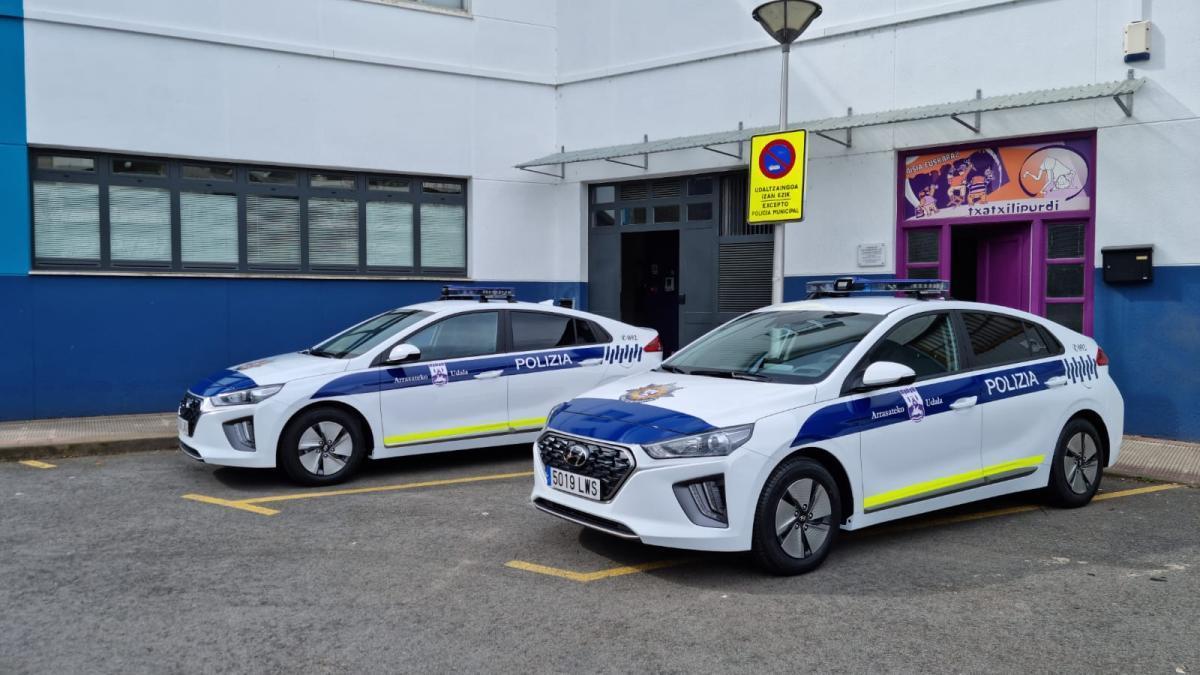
[{"left": 620, "top": 383, "right": 681, "bottom": 403}]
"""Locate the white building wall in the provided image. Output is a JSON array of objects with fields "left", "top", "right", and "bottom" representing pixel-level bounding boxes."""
[
  {"left": 21, "top": 0, "right": 575, "bottom": 282},
  {"left": 21, "top": 0, "right": 1200, "bottom": 282},
  {"left": 552, "top": 0, "right": 1200, "bottom": 277}
]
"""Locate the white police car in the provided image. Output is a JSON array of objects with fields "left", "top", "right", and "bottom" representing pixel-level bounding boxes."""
[
  {"left": 531, "top": 278, "right": 1123, "bottom": 575},
  {"left": 178, "top": 287, "right": 661, "bottom": 485}
]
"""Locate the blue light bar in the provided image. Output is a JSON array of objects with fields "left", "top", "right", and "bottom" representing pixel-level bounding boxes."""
[
  {"left": 806, "top": 277, "right": 949, "bottom": 298},
  {"left": 440, "top": 286, "right": 516, "bottom": 302}
]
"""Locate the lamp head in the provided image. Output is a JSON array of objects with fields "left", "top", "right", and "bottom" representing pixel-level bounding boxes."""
[{"left": 751, "top": 0, "right": 823, "bottom": 45}]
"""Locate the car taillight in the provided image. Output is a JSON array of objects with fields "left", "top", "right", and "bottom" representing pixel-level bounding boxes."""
[
  {"left": 1096, "top": 347, "right": 1109, "bottom": 366},
  {"left": 644, "top": 336, "right": 662, "bottom": 353}
]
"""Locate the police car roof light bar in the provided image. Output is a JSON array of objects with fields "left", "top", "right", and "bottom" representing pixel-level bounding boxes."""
[
  {"left": 439, "top": 286, "right": 517, "bottom": 303},
  {"left": 806, "top": 277, "right": 950, "bottom": 299}
]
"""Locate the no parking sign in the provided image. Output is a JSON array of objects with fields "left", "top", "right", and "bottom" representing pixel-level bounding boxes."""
[{"left": 748, "top": 129, "right": 807, "bottom": 224}]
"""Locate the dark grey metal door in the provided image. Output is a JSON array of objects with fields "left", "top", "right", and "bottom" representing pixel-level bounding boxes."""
[
  {"left": 587, "top": 226, "right": 620, "bottom": 320},
  {"left": 678, "top": 211, "right": 719, "bottom": 346}
]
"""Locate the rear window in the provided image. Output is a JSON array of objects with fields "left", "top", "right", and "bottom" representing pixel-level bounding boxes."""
[
  {"left": 962, "top": 312, "right": 1062, "bottom": 366},
  {"left": 510, "top": 312, "right": 608, "bottom": 351}
]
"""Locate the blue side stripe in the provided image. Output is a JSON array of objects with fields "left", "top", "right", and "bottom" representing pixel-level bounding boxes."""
[
  {"left": 188, "top": 369, "right": 258, "bottom": 397},
  {"left": 311, "top": 345, "right": 606, "bottom": 399},
  {"left": 547, "top": 397, "right": 715, "bottom": 445},
  {"left": 793, "top": 358, "right": 1077, "bottom": 446}
]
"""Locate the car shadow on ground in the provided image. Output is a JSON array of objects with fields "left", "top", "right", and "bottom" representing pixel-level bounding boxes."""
[{"left": 207, "top": 443, "right": 534, "bottom": 493}]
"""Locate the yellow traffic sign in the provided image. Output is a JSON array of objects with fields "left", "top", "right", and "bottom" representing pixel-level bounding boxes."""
[{"left": 748, "top": 129, "right": 807, "bottom": 224}]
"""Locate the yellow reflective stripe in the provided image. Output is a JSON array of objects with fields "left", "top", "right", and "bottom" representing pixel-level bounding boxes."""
[
  {"left": 509, "top": 416, "right": 547, "bottom": 430},
  {"left": 864, "top": 454, "right": 1044, "bottom": 510},
  {"left": 383, "top": 417, "right": 548, "bottom": 446}
]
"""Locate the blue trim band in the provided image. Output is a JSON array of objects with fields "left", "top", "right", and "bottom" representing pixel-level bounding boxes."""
[
  {"left": 793, "top": 358, "right": 1081, "bottom": 446},
  {"left": 188, "top": 369, "right": 259, "bottom": 397},
  {"left": 547, "top": 397, "right": 716, "bottom": 445}
]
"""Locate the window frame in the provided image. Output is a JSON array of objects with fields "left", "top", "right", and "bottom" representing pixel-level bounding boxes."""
[
  {"left": 374, "top": 309, "right": 502, "bottom": 367},
  {"left": 843, "top": 310, "right": 967, "bottom": 394},
  {"left": 504, "top": 310, "right": 613, "bottom": 354},
  {"left": 29, "top": 149, "right": 468, "bottom": 278}
]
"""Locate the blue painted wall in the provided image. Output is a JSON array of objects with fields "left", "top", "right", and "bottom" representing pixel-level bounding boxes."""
[
  {"left": 0, "top": 1, "right": 29, "bottom": 276},
  {"left": 0, "top": 276, "right": 585, "bottom": 420},
  {"left": 1093, "top": 266, "right": 1200, "bottom": 442},
  {"left": 786, "top": 268, "right": 1200, "bottom": 441}
]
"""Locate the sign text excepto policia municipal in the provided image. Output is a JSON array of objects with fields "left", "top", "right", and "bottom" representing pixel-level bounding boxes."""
[{"left": 751, "top": 182, "right": 801, "bottom": 216}]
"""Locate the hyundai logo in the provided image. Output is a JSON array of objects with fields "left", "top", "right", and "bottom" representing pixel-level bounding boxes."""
[{"left": 564, "top": 444, "right": 590, "bottom": 468}]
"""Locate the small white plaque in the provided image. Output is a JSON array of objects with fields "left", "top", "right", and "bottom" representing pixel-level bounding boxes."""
[{"left": 857, "top": 243, "right": 886, "bottom": 268}]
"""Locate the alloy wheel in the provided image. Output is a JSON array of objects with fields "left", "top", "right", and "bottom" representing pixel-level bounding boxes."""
[
  {"left": 774, "top": 478, "right": 833, "bottom": 559},
  {"left": 1062, "top": 431, "right": 1099, "bottom": 495},
  {"left": 297, "top": 421, "right": 353, "bottom": 477}
]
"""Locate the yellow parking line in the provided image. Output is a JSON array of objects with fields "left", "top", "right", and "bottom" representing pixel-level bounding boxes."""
[
  {"left": 182, "top": 470, "right": 533, "bottom": 516},
  {"left": 505, "top": 558, "right": 687, "bottom": 583},
  {"left": 866, "top": 483, "right": 1183, "bottom": 535},
  {"left": 18, "top": 460, "right": 56, "bottom": 469},
  {"left": 508, "top": 483, "right": 1184, "bottom": 582},
  {"left": 182, "top": 494, "right": 281, "bottom": 516}
]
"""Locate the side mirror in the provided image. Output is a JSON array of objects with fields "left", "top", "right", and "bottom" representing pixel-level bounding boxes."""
[
  {"left": 385, "top": 343, "right": 421, "bottom": 365},
  {"left": 860, "top": 361, "right": 917, "bottom": 389}
]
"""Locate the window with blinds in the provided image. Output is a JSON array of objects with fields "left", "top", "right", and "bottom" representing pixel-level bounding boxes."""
[{"left": 29, "top": 150, "right": 467, "bottom": 276}]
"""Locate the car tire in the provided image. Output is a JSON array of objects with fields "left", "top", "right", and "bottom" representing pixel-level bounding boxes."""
[
  {"left": 751, "top": 457, "right": 841, "bottom": 576},
  {"left": 278, "top": 407, "right": 367, "bottom": 486},
  {"left": 1045, "top": 418, "right": 1104, "bottom": 508}
]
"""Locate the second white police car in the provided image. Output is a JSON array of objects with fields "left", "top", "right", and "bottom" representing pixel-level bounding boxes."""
[
  {"left": 178, "top": 287, "right": 661, "bottom": 484},
  {"left": 531, "top": 278, "right": 1123, "bottom": 575}
]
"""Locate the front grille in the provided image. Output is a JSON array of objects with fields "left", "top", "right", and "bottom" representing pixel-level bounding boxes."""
[
  {"left": 538, "top": 431, "right": 635, "bottom": 501},
  {"left": 178, "top": 392, "right": 202, "bottom": 436}
]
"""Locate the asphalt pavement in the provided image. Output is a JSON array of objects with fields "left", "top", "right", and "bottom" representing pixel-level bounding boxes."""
[{"left": 1, "top": 446, "right": 1197, "bottom": 674}]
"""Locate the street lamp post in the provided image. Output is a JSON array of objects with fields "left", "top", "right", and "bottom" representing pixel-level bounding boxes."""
[{"left": 752, "top": 0, "right": 822, "bottom": 303}]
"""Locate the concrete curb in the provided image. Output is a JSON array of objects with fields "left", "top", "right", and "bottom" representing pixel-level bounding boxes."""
[
  {"left": 1108, "top": 435, "right": 1200, "bottom": 486},
  {"left": 0, "top": 436, "right": 176, "bottom": 461}
]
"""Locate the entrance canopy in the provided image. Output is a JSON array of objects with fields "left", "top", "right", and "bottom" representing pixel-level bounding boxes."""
[{"left": 515, "top": 75, "right": 1144, "bottom": 176}]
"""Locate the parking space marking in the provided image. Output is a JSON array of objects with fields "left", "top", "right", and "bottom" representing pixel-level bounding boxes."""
[
  {"left": 509, "top": 483, "right": 1184, "bottom": 582},
  {"left": 182, "top": 494, "right": 282, "bottom": 516},
  {"left": 182, "top": 470, "right": 533, "bottom": 516},
  {"left": 505, "top": 558, "right": 689, "bottom": 583},
  {"left": 18, "top": 460, "right": 56, "bottom": 469}
]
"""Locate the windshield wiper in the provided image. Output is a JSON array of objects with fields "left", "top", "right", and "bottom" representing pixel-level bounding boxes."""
[
  {"left": 658, "top": 364, "right": 686, "bottom": 374},
  {"left": 680, "top": 368, "right": 768, "bottom": 381},
  {"left": 731, "top": 371, "right": 769, "bottom": 381},
  {"left": 306, "top": 348, "right": 341, "bottom": 359}
]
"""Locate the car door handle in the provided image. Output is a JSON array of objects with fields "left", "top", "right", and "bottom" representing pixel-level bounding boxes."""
[
  {"left": 1045, "top": 375, "right": 1069, "bottom": 388},
  {"left": 949, "top": 396, "right": 977, "bottom": 410},
  {"left": 579, "top": 358, "right": 603, "bottom": 367},
  {"left": 473, "top": 369, "right": 504, "bottom": 380}
]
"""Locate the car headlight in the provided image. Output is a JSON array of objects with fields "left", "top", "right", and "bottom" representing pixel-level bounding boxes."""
[
  {"left": 643, "top": 424, "right": 754, "bottom": 459},
  {"left": 211, "top": 384, "right": 283, "bottom": 407}
]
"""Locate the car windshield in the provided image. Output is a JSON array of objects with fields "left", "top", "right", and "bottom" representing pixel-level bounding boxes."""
[
  {"left": 309, "top": 309, "right": 432, "bottom": 359},
  {"left": 662, "top": 310, "right": 884, "bottom": 384}
]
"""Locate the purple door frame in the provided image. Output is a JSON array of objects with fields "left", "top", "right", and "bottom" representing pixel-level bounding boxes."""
[{"left": 895, "top": 131, "right": 1097, "bottom": 335}]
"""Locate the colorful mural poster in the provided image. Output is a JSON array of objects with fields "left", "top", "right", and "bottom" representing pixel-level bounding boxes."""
[{"left": 901, "top": 137, "right": 1092, "bottom": 221}]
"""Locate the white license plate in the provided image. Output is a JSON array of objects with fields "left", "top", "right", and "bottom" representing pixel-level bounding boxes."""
[
  {"left": 177, "top": 416, "right": 189, "bottom": 437},
  {"left": 548, "top": 467, "right": 601, "bottom": 501}
]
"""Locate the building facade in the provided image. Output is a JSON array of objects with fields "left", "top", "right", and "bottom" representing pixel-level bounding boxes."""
[{"left": 1, "top": 0, "right": 1197, "bottom": 441}]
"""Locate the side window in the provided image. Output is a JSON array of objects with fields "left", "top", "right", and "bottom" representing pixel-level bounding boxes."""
[
  {"left": 1029, "top": 322, "right": 1064, "bottom": 356},
  {"left": 574, "top": 319, "right": 608, "bottom": 345},
  {"left": 405, "top": 311, "right": 498, "bottom": 361},
  {"left": 962, "top": 312, "right": 1033, "bottom": 367},
  {"left": 511, "top": 311, "right": 575, "bottom": 351},
  {"left": 867, "top": 313, "right": 961, "bottom": 379}
]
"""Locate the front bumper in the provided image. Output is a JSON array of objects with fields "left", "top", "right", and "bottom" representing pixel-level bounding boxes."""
[
  {"left": 529, "top": 432, "right": 769, "bottom": 552},
  {"left": 176, "top": 394, "right": 277, "bottom": 469}
]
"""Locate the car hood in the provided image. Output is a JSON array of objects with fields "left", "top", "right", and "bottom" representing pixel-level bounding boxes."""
[
  {"left": 188, "top": 352, "right": 350, "bottom": 397},
  {"left": 546, "top": 371, "right": 817, "bottom": 445}
]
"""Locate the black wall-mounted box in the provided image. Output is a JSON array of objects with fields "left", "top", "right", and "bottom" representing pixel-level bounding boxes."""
[{"left": 1101, "top": 245, "right": 1153, "bottom": 283}]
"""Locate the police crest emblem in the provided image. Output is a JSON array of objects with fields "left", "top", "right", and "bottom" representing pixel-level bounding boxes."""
[{"left": 620, "top": 383, "right": 680, "bottom": 403}]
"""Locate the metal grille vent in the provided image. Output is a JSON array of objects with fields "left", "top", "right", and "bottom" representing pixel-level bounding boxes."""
[
  {"left": 906, "top": 229, "right": 939, "bottom": 264},
  {"left": 1047, "top": 223, "right": 1085, "bottom": 259},
  {"left": 650, "top": 178, "right": 681, "bottom": 198},
  {"left": 718, "top": 241, "right": 774, "bottom": 313},
  {"left": 618, "top": 182, "right": 649, "bottom": 201}
]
